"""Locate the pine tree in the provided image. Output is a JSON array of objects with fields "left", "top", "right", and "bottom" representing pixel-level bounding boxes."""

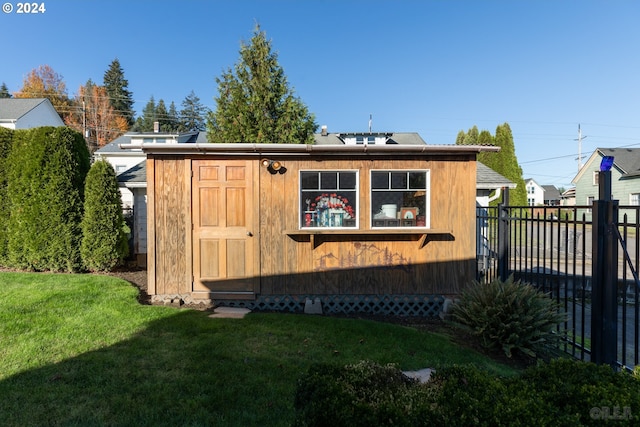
[
  {"left": 0, "top": 82, "right": 11, "bottom": 98},
  {"left": 165, "top": 101, "right": 179, "bottom": 132},
  {"left": 103, "top": 58, "right": 135, "bottom": 127},
  {"left": 132, "top": 96, "right": 156, "bottom": 132},
  {"left": 207, "top": 25, "right": 317, "bottom": 144},
  {"left": 179, "top": 90, "right": 208, "bottom": 131},
  {"left": 156, "top": 99, "right": 170, "bottom": 132},
  {"left": 81, "top": 159, "right": 128, "bottom": 271}
]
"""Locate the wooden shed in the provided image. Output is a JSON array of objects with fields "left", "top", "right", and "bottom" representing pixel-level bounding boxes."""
[{"left": 134, "top": 137, "right": 498, "bottom": 316}]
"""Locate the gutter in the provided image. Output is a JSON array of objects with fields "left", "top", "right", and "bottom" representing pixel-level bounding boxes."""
[{"left": 119, "top": 142, "right": 500, "bottom": 156}]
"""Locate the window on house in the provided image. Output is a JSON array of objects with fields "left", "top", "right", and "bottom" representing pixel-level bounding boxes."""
[
  {"left": 300, "top": 171, "right": 358, "bottom": 228},
  {"left": 116, "top": 165, "right": 127, "bottom": 174},
  {"left": 370, "top": 170, "right": 429, "bottom": 228},
  {"left": 593, "top": 172, "right": 599, "bottom": 186},
  {"left": 630, "top": 193, "right": 640, "bottom": 206}
]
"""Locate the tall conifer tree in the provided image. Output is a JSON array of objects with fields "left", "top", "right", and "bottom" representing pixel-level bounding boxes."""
[
  {"left": 207, "top": 25, "right": 317, "bottom": 143},
  {"left": 103, "top": 58, "right": 135, "bottom": 127}
]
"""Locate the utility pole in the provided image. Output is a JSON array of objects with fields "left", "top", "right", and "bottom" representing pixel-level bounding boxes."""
[{"left": 575, "top": 124, "right": 587, "bottom": 171}]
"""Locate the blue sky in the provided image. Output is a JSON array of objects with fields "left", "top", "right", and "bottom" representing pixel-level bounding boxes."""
[{"left": 1, "top": 0, "right": 639, "bottom": 189}]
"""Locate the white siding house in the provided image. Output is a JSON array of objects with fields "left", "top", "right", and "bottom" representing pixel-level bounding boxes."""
[
  {"left": 525, "top": 178, "right": 545, "bottom": 206},
  {"left": 0, "top": 98, "right": 64, "bottom": 129}
]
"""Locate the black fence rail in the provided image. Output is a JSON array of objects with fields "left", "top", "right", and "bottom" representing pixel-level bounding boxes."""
[{"left": 476, "top": 204, "right": 640, "bottom": 371}]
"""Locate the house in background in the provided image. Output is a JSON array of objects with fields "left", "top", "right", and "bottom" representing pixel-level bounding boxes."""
[
  {"left": 525, "top": 178, "right": 544, "bottom": 206},
  {"left": 572, "top": 147, "right": 640, "bottom": 221},
  {"left": 561, "top": 187, "right": 576, "bottom": 206},
  {"left": 542, "top": 185, "right": 561, "bottom": 206},
  {"left": 476, "top": 163, "right": 516, "bottom": 207},
  {"left": 95, "top": 130, "right": 206, "bottom": 266},
  {"left": 0, "top": 98, "right": 64, "bottom": 129},
  {"left": 124, "top": 131, "right": 498, "bottom": 314}
]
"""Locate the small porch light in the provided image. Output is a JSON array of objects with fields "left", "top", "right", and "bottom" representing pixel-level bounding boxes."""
[
  {"left": 261, "top": 158, "right": 282, "bottom": 173},
  {"left": 600, "top": 156, "right": 614, "bottom": 172}
]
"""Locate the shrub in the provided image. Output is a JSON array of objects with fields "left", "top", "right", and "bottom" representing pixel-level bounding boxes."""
[
  {"left": 6, "top": 126, "right": 90, "bottom": 272},
  {"left": 81, "top": 159, "right": 128, "bottom": 271},
  {"left": 509, "top": 358, "right": 640, "bottom": 426},
  {"left": 450, "top": 275, "right": 567, "bottom": 358},
  {"left": 294, "top": 360, "right": 435, "bottom": 427},
  {"left": 0, "top": 127, "right": 13, "bottom": 265}
]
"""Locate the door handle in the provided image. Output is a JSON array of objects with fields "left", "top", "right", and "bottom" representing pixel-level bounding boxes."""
[{"left": 246, "top": 231, "right": 253, "bottom": 237}]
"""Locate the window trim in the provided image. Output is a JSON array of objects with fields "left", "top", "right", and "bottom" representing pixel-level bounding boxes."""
[
  {"left": 298, "top": 169, "right": 359, "bottom": 230},
  {"left": 369, "top": 169, "right": 430, "bottom": 229}
]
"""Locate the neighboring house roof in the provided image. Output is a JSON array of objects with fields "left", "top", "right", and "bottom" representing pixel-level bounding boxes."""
[
  {"left": 572, "top": 148, "right": 640, "bottom": 183},
  {"left": 477, "top": 163, "right": 516, "bottom": 190},
  {"left": 0, "top": 98, "right": 64, "bottom": 127},
  {"left": 313, "top": 132, "right": 426, "bottom": 145},
  {"left": 118, "top": 161, "right": 146, "bottom": 188},
  {"left": 561, "top": 187, "right": 575, "bottom": 198},
  {"left": 542, "top": 185, "right": 561, "bottom": 200},
  {"left": 96, "top": 131, "right": 206, "bottom": 155},
  {"left": 525, "top": 178, "right": 542, "bottom": 188}
]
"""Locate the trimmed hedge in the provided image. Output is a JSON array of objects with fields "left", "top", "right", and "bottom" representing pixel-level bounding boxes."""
[
  {"left": 0, "top": 127, "right": 13, "bottom": 264},
  {"left": 6, "top": 126, "right": 90, "bottom": 272},
  {"left": 81, "top": 159, "right": 128, "bottom": 271},
  {"left": 295, "top": 359, "right": 640, "bottom": 426}
]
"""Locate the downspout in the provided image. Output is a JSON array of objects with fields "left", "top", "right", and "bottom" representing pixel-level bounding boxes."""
[{"left": 487, "top": 187, "right": 502, "bottom": 204}]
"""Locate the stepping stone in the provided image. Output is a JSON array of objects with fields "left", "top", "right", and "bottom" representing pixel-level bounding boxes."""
[{"left": 208, "top": 307, "right": 251, "bottom": 319}]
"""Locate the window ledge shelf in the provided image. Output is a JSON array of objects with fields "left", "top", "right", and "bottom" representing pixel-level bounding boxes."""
[{"left": 283, "top": 229, "right": 452, "bottom": 249}]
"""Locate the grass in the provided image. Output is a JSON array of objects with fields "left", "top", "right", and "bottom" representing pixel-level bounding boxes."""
[{"left": 0, "top": 272, "right": 517, "bottom": 426}]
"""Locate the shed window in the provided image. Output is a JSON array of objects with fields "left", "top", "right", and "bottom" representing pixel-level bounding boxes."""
[
  {"left": 370, "top": 170, "right": 429, "bottom": 228},
  {"left": 300, "top": 171, "right": 358, "bottom": 228}
]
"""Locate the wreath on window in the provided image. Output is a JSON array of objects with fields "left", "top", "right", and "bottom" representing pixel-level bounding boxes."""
[{"left": 311, "top": 193, "right": 355, "bottom": 218}]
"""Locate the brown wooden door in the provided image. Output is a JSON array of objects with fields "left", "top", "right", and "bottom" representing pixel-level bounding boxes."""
[{"left": 192, "top": 159, "right": 258, "bottom": 298}]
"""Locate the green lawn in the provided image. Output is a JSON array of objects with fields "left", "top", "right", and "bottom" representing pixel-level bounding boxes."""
[{"left": 0, "top": 272, "right": 517, "bottom": 426}]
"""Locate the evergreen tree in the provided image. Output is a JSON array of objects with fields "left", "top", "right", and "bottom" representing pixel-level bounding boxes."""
[
  {"left": 103, "top": 58, "right": 135, "bottom": 127},
  {"left": 179, "top": 90, "right": 208, "bottom": 131},
  {"left": 164, "top": 101, "right": 179, "bottom": 132},
  {"left": 156, "top": 99, "right": 170, "bottom": 132},
  {"left": 81, "top": 159, "right": 128, "bottom": 271},
  {"left": 6, "top": 127, "right": 90, "bottom": 272},
  {"left": 132, "top": 96, "right": 156, "bottom": 132},
  {"left": 207, "top": 25, "right": 317, "bottom": 144},
  {"left": 0, "top": 127, "right": 13, "bottom": 264},
  {"left": 494, "top": 123, "right": 527, "bottom": 205},
  {"left": 456, "top": 123, "right": 527, "bottom": 206},
  {"left": 0, "top": 82, "right": 11, "bottom": 98}
]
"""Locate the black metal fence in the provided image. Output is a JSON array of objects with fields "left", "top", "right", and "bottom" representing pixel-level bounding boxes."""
[{"left": 476, "top": 204, "right": 640, "bottom": 371}]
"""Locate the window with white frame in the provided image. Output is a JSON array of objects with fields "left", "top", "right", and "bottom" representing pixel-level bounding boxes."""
[
  {"left": 370, "top": 170, "right": 429, "bottom": 228},
  {"left": 300, "top": 171, "right": 358, "bottom": 228},
  {"left": 593, "top": 171, "right": 599, "bottom": 186},
  {"left": 630, "top": 193, "right": 640, "bottom": 206}
]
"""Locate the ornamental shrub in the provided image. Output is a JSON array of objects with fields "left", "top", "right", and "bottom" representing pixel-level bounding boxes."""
[
  {"left": 6, "top": 126, "right": 90, "bottom": 272},
  {"left": 293, "top": 360, "right": 435, "bottom": 427},
  {"left": 81, "top": 159, "right": 128, "bottom": 271},
  {"left": 450, "top": 275, "right": 567, "bottom": 358},
  {"left": 0, "top": 127, "right": 13, "bottom": 265}
]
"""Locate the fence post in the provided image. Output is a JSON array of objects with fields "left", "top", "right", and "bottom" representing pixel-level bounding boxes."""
[
  {"left": 497, "top": 188, "right": 510, "bottom": 282},
  {"left": 591, "top": 169, "right": 618, "bottom": 367}
]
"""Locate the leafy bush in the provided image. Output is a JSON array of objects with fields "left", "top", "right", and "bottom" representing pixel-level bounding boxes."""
[
  {"left": 81, "top": 159, "right": 128, "bottom": 271},
  {"left": 294, "top": 360, "right": 435, "bottom": 427},
  {"left": 450, "top": 275, "right": 567, "bottom": 358},
  {"left": 509, "top": 358, "right": 640, "bottom": 426},
  {"left": 6, "top": 127, "right": 90, "bottom": 272},
  {"left": 295, "top": 359, "right": 640, "bottom": 427}
]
